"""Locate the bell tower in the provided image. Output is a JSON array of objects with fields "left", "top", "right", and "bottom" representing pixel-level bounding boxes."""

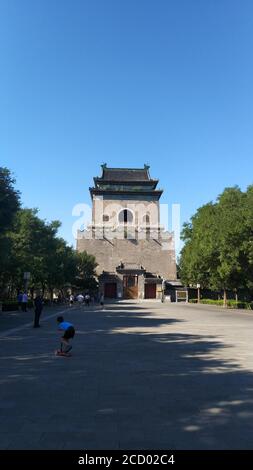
[{"left": 77, "top": 164, "right": 176, "bottom": 299}]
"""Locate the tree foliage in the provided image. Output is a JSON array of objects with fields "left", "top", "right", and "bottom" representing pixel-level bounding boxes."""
[
  {"left": 0, "top": 167, "right": 20, "bottom": 234},
  {"left": 0, "top": 168, "right": 20, "bottom": 273},
  {"left": 0, "top": 169, "right": 97, "bottom": 298},
  {"left": 75, "top": 251, "right": 98, "bottom": 291},
  {"left": 179, "top": 186, "right": 253, "bottom": 300}
]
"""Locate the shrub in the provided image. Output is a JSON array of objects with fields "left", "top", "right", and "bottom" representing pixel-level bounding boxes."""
[
  {"left": 189, "top": 298, "right": 253, "bottom": 310},
  {"left": 1, "top": 300, "right": 33, "bottom": 312}
]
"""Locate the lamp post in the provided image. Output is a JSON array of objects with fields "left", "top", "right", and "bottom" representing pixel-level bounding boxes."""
[
  {"left": 196, "top": 283, "right": 201, "bottom": 303},
  {"left": 161, "top": 278, "right": 165, "bottom": 303},
  {"left": 23, "top": 272, "right": 30, "bottom": 292}
]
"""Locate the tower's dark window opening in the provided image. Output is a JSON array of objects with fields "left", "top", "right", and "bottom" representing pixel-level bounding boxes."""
[{"left": 119, "top": 209, "right": 133, "bottom": 224}]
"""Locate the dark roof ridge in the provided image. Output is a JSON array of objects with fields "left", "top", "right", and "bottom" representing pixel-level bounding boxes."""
[{"left": 101, "top": 163, "right": 150, "bottom": 170}]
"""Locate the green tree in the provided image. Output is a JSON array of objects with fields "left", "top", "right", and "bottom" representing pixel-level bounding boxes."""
[
  {"left": 5, "top": 208, "right": 98, "bottom": 298},
  {"left": 180, "top": 202, "right": 218, "bottom": 288},
  {"left": 0, "top": 168, "right": 20, "bottom": 293},
  {"left": 179, "top": 186, "right": 252, "bottom": 305},
  {"left": 8, "top": 208, "right": 61, "bottom": 294},
  {"left": 46, "top": 238, "right": 77, "bottom": 300},
  {"left": 0, "top": 167, "right": 20, "bottom": 234},
  {"left": 211, "top": 187, "right": 248, "bottom": 303},
  {"left": 75, "top": 251, "right": 98, "bottom": 292},
  {"left": 243, "top": 185, "right": 253, "bottom": 290},
  {"left": 0, "top": 169, "right": 98, "bottom": 298}
]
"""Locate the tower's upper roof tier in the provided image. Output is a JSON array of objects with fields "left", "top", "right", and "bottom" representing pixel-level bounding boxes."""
[
  {"left": 90, "top": 164, "right": 162, "bottom": 198},
  {"left": 98, "top": 164, "right": 152, "bottom": 182}
]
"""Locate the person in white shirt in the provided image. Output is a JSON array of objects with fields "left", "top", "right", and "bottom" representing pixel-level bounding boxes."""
[{"left": 77, "top": 294, "right": 84, "bottom": 303}]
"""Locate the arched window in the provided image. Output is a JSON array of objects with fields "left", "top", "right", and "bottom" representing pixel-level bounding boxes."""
[
  {"left": 118, "top": 209, "right": 133, "bottom": 224},
  {"left": 103, "top": 214, "right": 109, "bottom": 222},
  {"left": 143, "top": 214, "right": 150, "bottom": 224}
]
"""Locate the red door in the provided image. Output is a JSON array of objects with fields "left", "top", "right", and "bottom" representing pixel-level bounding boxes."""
[
  {"left": 104, "top": 283, "right": 117, "bottom": 298},
  {"left": 145, "top": 283, "right": 156, "bottom": 299}
]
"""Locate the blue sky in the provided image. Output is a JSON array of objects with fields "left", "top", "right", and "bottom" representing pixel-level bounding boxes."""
[{"left": 1, "top": 0, "right": 253, "bottom": 250}]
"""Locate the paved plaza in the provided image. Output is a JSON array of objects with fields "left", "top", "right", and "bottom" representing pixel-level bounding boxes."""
[{"left": 0, "top": 301, "right": 253, "bottom": 449}]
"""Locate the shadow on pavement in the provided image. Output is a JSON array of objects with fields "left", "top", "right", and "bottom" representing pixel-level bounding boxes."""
[{"left": 0, "top": 304, "right": 253, "bottom": 449}]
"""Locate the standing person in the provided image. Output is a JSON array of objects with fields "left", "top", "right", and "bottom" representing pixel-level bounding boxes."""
[
  {"left": 84, "top": 293, "right": 90, "bottom": 306},
  {"left": 17, "top": 292, "right": 23, "bottom": 311},
  {"left": 33, "top": 293, "right": 43, "bottom": 328},
  {"left": 55, "top": 316, "right": 75, "bottom": 356},
  {"left": 77, "top": 293, "right": 84, "bottom": 304},
  {"left": 21, "top": 292, "right": 28, "bottom": 312},
  {"left": 69, "top": 294, "right": 74, "bottom": 307},
  {"left": 100, "top": 292, "right": 104, "bottom": 307}
]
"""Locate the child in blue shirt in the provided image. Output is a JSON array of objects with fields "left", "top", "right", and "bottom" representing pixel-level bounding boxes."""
[{"left": 56, "top": 316, "right": 75, "bottom": 356}]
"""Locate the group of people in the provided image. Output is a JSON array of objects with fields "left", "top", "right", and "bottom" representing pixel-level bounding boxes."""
[
  {"left": 35, "top": 295, "right": 75, "bottom": 357},
  {"left": 76, "top": 293, "right": 91, "bottom": 306},
  {"left": 17, "top": 292, "right": 45, "bottom": 327},
  {"left": 16, "top": 290, "right": 106, "bottom": 357},
  {"left": 69, "top": 292, "right": 104, "bottom": 307},
  {"left": 17, "top": 291, "right": 44, "bottom": 325},
  {"left": 22, "top": 292, "right": 75, "bottom": 357}
]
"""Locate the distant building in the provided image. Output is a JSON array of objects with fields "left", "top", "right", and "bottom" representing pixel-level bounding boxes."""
[{"left": 76, "top": 164, "right": 176, "bottom": 299}]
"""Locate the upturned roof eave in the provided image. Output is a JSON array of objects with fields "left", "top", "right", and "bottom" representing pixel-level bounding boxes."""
[
  {"left": 89, "top": 188, "right": 163, "bottom": 198},
  {"left": 94, "top": 177, "right": 159, "bottom": 185}
]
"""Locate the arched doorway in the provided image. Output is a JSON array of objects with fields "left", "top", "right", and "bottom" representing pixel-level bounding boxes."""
[
  {"left": 118, "top": 209, "right": 133, "bottom": 224},
  {"left": 123, "top": 275, "right": 138, "bottom": 299}
]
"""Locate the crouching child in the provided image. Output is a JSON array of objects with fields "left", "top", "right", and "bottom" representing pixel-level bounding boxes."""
[{"left": 56, "top": 316, "right": 75, "bottom": 356}]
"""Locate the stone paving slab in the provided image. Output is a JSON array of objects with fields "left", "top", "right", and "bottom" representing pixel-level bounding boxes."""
[{"left": 0, "top": 301, "right": 253, "bottom": 449}]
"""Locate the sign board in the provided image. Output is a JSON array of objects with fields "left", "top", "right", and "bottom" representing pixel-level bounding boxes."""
[
  {"left": 196, "top": 283, "right": 201, "bottom": 288},
  {"left": 176, "top": 290, "right": 188, "bottom": 303},
  {"left": 176, "top": 290, "right": 187, "bottom": 299},
  {"left": 24, "top": 272, "right": 31, "bottom": 280}
]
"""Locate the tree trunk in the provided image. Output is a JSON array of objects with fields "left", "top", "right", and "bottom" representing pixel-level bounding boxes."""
[
  {"left": 41, "top": 283, "right": 45, "bottom": 297},
  {"left": 30, "top": 286, "right": 34, "bottom": 300},
  {"left": 223, "top": 289, "right": 227, "bottom": 308}
]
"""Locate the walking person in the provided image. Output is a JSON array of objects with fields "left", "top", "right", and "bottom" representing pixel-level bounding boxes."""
[
  {"left": 100, "top": 292, "right": 104, "bottom": 308},
  {"left": 33, "top": 293, "right": 43, "bottom": 328},
  {"left": 84, "top": 293, "right": 90, "bottom": 306},
  {"left": 69, "top": 294, "right": 74, "bottom": 307},
  {"left": 55, "top": 316, "right": 75, "bottom": 357},
  {"left": 21, "top": 292, "right": 28, "bottom": 312},
  {"left": 77, "top": 293, "right": 84, "bottom": 304}
]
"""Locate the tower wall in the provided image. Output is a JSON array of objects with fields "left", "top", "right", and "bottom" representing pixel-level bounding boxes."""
[{"left": 77, "top": 235, "right": 176, "bottom": 279}]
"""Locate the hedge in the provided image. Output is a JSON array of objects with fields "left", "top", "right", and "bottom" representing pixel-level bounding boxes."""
[
  {"left": 189, "top": 299, "right": 253, "bottom": 310},
  {"left": 0, "top": 300, "right": 34, "bottom": 312},
  {"left": 0, "top": 298, "right": 54, "bottom": 312}
]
